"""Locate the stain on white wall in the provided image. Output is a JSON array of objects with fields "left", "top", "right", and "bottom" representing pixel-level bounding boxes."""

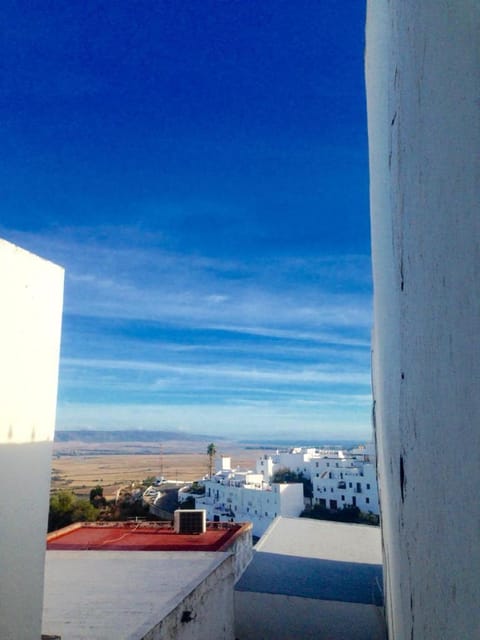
[{"left": 366, "top": 2, "right": 480, "bottom": 639}]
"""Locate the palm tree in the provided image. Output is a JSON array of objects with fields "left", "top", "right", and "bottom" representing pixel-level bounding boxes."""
[{"left": 207, "top": 443, "right": 217, "bottom": 478}]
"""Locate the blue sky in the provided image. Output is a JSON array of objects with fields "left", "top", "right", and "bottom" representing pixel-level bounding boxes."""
[{"left": 1, "top": 2, "right": 371, "bottom": 440}]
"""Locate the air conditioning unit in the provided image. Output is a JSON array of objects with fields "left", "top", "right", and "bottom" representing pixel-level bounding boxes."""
[{"left": 174, "top": 509, "right": 206, "bottom": 534}]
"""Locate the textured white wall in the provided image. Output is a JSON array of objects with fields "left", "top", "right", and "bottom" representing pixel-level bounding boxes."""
[
  {"left": 144, "top": 555, "right": 235, "bottom": 640},
  {"left": 366, "top": 2, "right": 480, "bottom": 638},
  {"left": 0, "top": 239, "right": 64, "bottom": 640}
]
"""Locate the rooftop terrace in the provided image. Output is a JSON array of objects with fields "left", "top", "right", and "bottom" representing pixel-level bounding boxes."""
[{"left": 47, "top": 520, "right": 243, "bottom": 552}]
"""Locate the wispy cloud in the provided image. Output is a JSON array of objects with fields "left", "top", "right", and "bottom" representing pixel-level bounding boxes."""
[
  {"left": 2, "top": 226, "right": 371, "bottom": 330},
  {"left": 61, "top": 356, "right": 371, "bottom": 386},
  {"left": 3, "top": 225, "right": 373, "bottom": 439}
]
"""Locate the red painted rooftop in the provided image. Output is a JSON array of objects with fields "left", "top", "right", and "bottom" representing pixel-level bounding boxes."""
[{"left": 47, "top": 521, "right": 246, "bottom": 552}]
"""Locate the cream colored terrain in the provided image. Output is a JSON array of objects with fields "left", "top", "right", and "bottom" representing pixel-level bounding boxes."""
[{"left": 50, "top": 444, "right": 264, "bottom": 499}]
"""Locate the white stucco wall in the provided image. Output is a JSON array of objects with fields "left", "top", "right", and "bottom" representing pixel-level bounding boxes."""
[
  {"left": 140, "top": 555, "right": 235, "bottom": 640},
  {"left": 276, "top": 482, "right": 304, "bottom": 517},
  {"left": 366, "top": 3, "right": 480, "bottom": 638},
  {"left": 0, "top": 239, "right": 64, "bottom": 640}
]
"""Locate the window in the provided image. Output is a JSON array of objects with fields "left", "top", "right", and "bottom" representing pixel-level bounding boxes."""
[
  {"left": 330, "top": 499, "right": 338, "bottom": 510},
  {"left": 366, "top": 497, "right": 370, "bottom": 504},
  {"left": 319, "top": 498, "right": 326, "bottom": 508},
  {"left": 341, "top": 495, "right": 345, "bottom": 501},
  {"left": 367, "top": 483, "right": 371, "bottom": 490},
  {"left": 316, "top": 473, "right": 319, "bottom": 477},
  {"left": 316, "top": 462, "right": 319, "bottom": 468},
  {"left": 349, "top": 482, "right": 352, "bottom": 488},
  {"left": 327, "top": 463, "right": 330, "bottom": 467},
  {"left": 330, "top": 488, "right": 333, "bottom": 493}
]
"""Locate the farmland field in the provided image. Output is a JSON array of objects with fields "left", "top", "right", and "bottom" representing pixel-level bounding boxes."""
[{"left": 50, "top": 442, "right": 264, "bottom": 499}]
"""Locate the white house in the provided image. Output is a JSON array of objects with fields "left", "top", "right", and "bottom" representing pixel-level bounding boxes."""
[{"left": 194, "top": 458, "right": 304, "bottom": 538}]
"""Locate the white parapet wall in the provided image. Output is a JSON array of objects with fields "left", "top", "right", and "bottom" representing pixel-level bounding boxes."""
[
  {"left": 0, "top": 239, "right": 64, "bottom": 640},
  {"left": 366, "top": 3, "right": 480, "bottom": 639}
]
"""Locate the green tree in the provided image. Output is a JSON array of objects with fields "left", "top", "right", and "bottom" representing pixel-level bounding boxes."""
[
  {"left": 48, "top": 489, "right": 99, "bottom": 532},
  {"left": 189, "top": 481, "right": 206, "bottom": 495},
  {"left": 207, "top": 443, "right": 217, "bottom": 478},
  {"left": 89, "top": 485, "right": 106, "bottom": 506},
  {"left": 72, "top": 499, "right": 98, "bottom": 523},
  {"left": 300, "top": 504, "right": 379, "bottom": 526},
  {"left": 49, "top": 489, "right": 76, "bottom": 531}
]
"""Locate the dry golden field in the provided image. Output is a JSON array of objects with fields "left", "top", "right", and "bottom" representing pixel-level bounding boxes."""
[{"left": 50, "top": 444, "right": 264, "bottom": 500}]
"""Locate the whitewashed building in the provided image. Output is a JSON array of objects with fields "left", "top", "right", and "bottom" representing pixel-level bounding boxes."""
[
  {"left": 194, "top": 458, "right": 304, "bottom": 537},
  {"left": 255, "top": 444, "right": 379, "bottom": 515},
  {"left": 311, "top": 455, "right": 379, "bottom": 514}
]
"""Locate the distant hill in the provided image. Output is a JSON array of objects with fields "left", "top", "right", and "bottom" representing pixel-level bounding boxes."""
[{"left": 55, "top": 430, "right": 222, "bottom": 443}]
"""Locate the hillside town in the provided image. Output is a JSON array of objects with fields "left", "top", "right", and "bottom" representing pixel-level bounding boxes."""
[{"left": 144, "top": 443, "right": 379, "bottom": 537}]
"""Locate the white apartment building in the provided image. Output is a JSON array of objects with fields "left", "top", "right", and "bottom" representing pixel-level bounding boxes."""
[
  {"left": 194, "top": 458, "right": 304, "bottom": 538},
  {"left": 310, "top": 456, "right": 379, "bottom": 514},
  {"left": 256, "top": 443, "right": 379, "bottom": 515}
]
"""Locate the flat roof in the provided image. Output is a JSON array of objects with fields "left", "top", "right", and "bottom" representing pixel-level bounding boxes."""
[
  {"left": 42, "top": 550, "right": 231, "bottom": 640},
  {"left": 236, "top": 517, "right": 383, "bottom": 606},
  {"left": 255, "top": 515, "right": 382, "bottom": 564},
  {"left": 47, "top": 521, "right": 243, "bottom": 552}
]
